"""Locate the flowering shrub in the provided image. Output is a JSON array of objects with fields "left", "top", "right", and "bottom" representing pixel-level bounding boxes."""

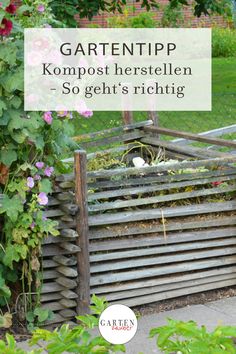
[{"left": 0, "top": 1, "right": 91, "bottom": 327}]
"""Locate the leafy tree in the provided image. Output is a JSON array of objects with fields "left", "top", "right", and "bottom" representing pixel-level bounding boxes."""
[{"left": 51, "top": 0, "right": 232, "bottom": 27}]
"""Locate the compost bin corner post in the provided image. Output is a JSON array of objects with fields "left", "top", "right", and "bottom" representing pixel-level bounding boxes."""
[{"left": 74, "top": 150, "right": 90, "bottom": 315}]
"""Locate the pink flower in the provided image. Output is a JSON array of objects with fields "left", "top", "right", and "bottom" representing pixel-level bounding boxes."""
[
  {"left": 76, "top": 101, "right": 93, "bottom": 118},
  {"left": 27, "top": 177, "right": 34, "bottom": 189},
  {"left": 38, "top": 192, "right": 48, "bottom": 206},
  {"left": 43, "top": 111, "right": 53, "bottom": 125},
  {"left": 37, "top": 4, "right": 45, "bottom": 12},
  {"left": 80, "top": 110, "right": 93, "bottom": 118},
  {"left": 36, "top": 161, "right": 44, "bottom": 169},
  {"left": 44, "top": 166, "right": 54, "bottom": 177}
]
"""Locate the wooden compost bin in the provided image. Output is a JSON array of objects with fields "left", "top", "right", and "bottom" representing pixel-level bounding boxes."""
[{"left": 42, "top": 120, "right": 236, "bottom": 321}]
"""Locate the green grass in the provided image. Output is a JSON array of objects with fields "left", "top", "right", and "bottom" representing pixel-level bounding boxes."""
[{"left": 75, "top": 58, "right": 236, "bottom": 135}]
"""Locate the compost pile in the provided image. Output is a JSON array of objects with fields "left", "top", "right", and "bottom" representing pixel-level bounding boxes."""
[{"left": 87, "top": 144, "right": 235, "bottom": 213}]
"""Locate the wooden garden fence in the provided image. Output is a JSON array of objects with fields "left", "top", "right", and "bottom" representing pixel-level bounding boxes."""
[{"left": 39, "top": 120, "right": 236, "bottom": 326}]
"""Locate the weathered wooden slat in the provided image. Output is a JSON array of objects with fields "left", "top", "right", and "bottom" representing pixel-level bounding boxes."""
[
  {"left": 81, "top": 131, "right": 144, "bottom": 149},
  {"left": 42, "top": 259, "right": 58, "bottom": 268},
  {"left": 96, "top": 272, "right": 236, "bottom": 301},
  {"left": 144, "top": 126, "right": 236, "bottom": 149},
  {"left": 60, "top": 290, "right": 78, "bottom": 299},
  {"left": 42, "top": 270, "right": 60, "bottom": 280},
  {"left": 44, "top": 313, "right": 65, "bottom": 325},
  {"left": 43, "top": 236, "right": 77, "bottom": 245},
  {"left": 59, "top": 309, "right": 77, "bottom": 318},
  {"left": 57, "top": 220, "right": 76, "bottom": 230},
  {"left": 56, "top": 277, "right": 77, "bottom": 289},
  {"left": 44, "top": 209, "right": 65, "bottom": 218},
  {"left": 41, "top": 283, "right": 63, "bottom": 294},
  {"left": 57, "top": 266, "right": 78, "bottom": 278},
  {"left": 62, "top": 144, "right": 136, "bottom": 165},
  {"left": 89, "top": 227, "right": 236, "bottom": 252},
  {"left": 172, "top": 124, "right": 236, "bottom": 146},
  {"left": 90, "top": 245, "right": 236, "bottom": 273},
  {"left": 110, "top": 279, "right": 236, "bottom": 307},
  {"left": 75, "top": 150, "right": 90, "bottom": 314},
  {"left": 90, "top": 255, "right": 236, "bottom": 285},
  {"left": 88, "top": 169, "right": 236, "bottom": 190},
  {"left": 59, "top": 181, "right": 74, "bottom": 189},
  {"left": 90, "top": 237, "right": 236, "bottom": 262},
  {"left": 73, "top": 120, "right": 152, "bottom": 142},
  {"left": 88, "top": 174, "right": 236, "bottom": 201},
  {"left": 89, "top": 216, "right": 236, "bottom": 240},
  {"left": 59, "top": 242, "right": 81, "bottom": 253},
  {"left": 53, "top": 255, "right": 77, "bottom": 266},
  {"left": 91, "top": 266, "right": 236, "bottom": 294},
  {"left": 42, "top": 245, "right": 73, "bottom": 257},
  {"left": 141, "top": 137, "right": 235, "bottom": 160},
  {"left": 41, "top": 293, "right": 62, "bottom": 303},
  {"left": 48, "top": 197, "right": 60, "bottom": 206},
  {"left": 42, "top": 302, "right": 74, "bottom": 312},
  {"left": 60, "top": 299, "right": 77, "bottom": 308},
  {"left": 87, "top": 157, "right": 236, "bottom": 179},
  {"left": 60, "top": 229, "right": 78, "bottom": 238},
  {"left": 89, "top": 185, "right": 236, "bottom": 212},
  {"left": 88, "top": 201, "right": 236, "bottom": 226},
  {"left": 57, "top": 192, "right": 74, "bottom": 201}
]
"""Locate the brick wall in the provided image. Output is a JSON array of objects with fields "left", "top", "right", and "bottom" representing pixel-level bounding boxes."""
[
  {"left": 14, "top": 0, "right": 228, "bottom": 28},
  {"left": 76, "top": 0, "right": 228, "bottom": 28}
]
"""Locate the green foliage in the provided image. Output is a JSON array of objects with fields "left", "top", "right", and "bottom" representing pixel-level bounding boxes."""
[
  {"left": 26, "top": 307, "right": 54, "bottom": 332},
  {"left": 0, "top": 334, "right": 42, "bottom": 354},
  {"left": 51, "top": 0, "right": 79, "bottom": 27},
  {"left": 31, "top": 295, "right": 125, "bottom": 353},
  {"left": 159, "top": 3, "right": 184, "bottom": 27},
  {"left": 150, "top": 318, "right": 236, "bottom": 353},
  {"left": 107, "top": 6, "right": 156, "bottom": 28},
  {"left": 212, "top": 27, "right": 236, "bottom": 57},
  {"left": 50, "top": 0, "right": 231, "bottom": 24},
  {"left": 0, "top": 1, "right": 75, "bottom": 328}
]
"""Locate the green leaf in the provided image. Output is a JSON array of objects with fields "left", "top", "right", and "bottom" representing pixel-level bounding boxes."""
[
  {"left": 0, "top": 99, "right": 7, "bottom": 116},
  {"left": 1, "top": 66, "right": 24, "bottom": 93},
  {"left": 9, "top": 96, "right": 22, "bottom": 109},
  {"left": 34, "top": 308, "right": 50, "bottom": 323},
  {"left": 26, "top": 311, "right": 35, "bottom": 323},
  {"left": 3, "top": 245, "right": 21, "bottom": 269},
  {"left": 0, "top": 147, "right": 17, "bottom": 167},
  {"left": 0, "top": 194, "right": 23, "bottom": 222},
  {"left": 38, "top": 179, "right": 52, "bottom": 194},
  {"left": 0, "top": 41, "right": 17, "bottom": 66}
]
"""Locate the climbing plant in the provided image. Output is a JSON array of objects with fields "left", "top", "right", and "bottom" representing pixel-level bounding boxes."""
[{"left": 0, "top": 0, "right": 91, "bottom": 328}]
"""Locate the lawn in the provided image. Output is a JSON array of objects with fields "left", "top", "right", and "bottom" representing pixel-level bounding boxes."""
[{"left": 75, "top": 57, "right": 236, "bottom": 135}]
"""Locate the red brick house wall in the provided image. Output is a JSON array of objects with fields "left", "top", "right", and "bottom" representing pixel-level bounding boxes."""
[
  {"left": 14, "top": 0, "right": 228, "bottom": 28},
  {"left": 77, "top": 0, "right": 228, "bottom": 28}
]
